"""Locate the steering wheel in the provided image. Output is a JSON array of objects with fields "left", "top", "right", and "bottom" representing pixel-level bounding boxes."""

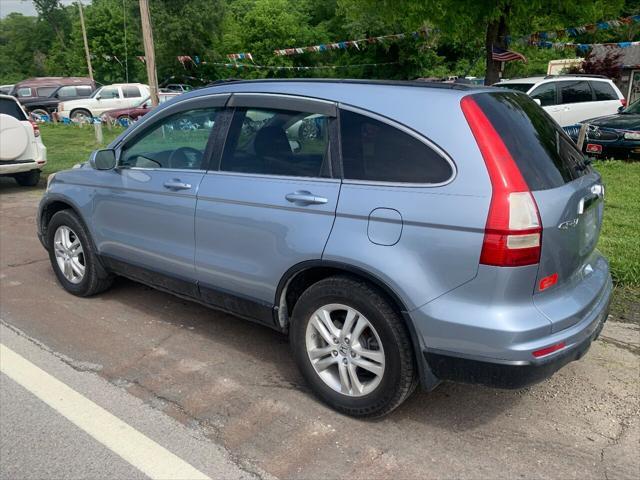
[{"left": 168, "top": 146, "right": 202, "bottom": 169}]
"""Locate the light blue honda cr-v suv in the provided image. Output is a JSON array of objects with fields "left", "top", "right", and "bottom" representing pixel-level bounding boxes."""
[{"left": 38, "top": 79, "right": 612, "bottom": 417}]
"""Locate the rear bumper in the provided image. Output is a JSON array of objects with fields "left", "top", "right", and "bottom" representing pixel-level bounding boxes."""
[
  {"left": 0, "top": 160, "right": 45, "bottom": 175},
  {"left": 423, "top": 294, "right": 610, "bottom": 388}
]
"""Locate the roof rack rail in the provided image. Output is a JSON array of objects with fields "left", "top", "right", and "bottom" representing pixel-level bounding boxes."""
[{"left": 543, "top": 74, "right": 608, "bottom": 79}]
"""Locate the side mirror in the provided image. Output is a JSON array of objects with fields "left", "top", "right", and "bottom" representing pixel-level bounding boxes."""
[
  {"left": 618, "top": 105, "right": 624, "bottom": 113},
  {"left": 89, "top": 149, "right": 117, "bottom": 170},
  {"left": 96, "top": 95, "right": 101, "bottom": 101},
  {"left": 533, "top": 98, "right": 542, "bottom": 106}
]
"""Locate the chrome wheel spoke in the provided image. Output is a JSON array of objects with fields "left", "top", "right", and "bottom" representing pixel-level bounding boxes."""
[
  {"left": 338, "top": 362, "right": 351, "bottom": 393},
  {"left": 311, "top": 316, "right": 335, "bottom": 345},
  {"left": 347, "top": 363, "right": 364, "bottom": 395},
  {"left": 308, "top": 345, "right": 333, "bottom": 360},
  {"left": 352, "top": 346, "right": 384, "bottom": 364},
  {"left": 314, "top": 355, "right": 337, "bottom": 372},
  {"left": 340, "top": 308, "right": 358, "bottom": 339},
  {"left": 351, "top": 357, "right": 383, "bottom": 376},
  {"left": 351, "top": 316, "right": 368, "bottom": 343},
  {"left": 69, "top": 257, "right": 85, "bottom": 277},
  {"left": 318, "top": 308, "right": 340, "bottom": 338}
]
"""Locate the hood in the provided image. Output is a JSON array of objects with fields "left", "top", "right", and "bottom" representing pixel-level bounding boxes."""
[{"left": 586, "top": 113, "right": 640, "bottom": 131}]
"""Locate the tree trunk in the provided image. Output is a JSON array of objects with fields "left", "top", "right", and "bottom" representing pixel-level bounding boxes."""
[{"left": 484, "top": 6, "right": 510, "bottom": 85}]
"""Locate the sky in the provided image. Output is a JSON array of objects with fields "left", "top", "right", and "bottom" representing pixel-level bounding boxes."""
[{"left": 0, "top": 0, "right": 86, "bottom": 19}]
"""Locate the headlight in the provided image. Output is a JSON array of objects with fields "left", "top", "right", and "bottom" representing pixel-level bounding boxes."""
[
  {"left": 624, "top": 131, "right": 640, "bottom": 140},
  {"left": 46, "top": 172, "right": 56, "bottom": 190}
]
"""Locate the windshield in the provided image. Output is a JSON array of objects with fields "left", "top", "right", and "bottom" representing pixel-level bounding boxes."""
[
  {"left": 494, "top": 83, "right": 534, "bottom": 93},
  {"left": 622, "top": 99, "right": 640, "bottom": 114}
]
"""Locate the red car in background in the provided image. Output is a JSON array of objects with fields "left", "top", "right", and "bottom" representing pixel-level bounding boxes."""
[{"left": 101, "top": 92, "right": 180, "bottom": 126}]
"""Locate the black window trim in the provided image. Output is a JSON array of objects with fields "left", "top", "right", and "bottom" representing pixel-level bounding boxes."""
[
  {"left": 530, "top": 82, "right": 559, "bottom": 106},
  {"left": 112, "top": 93, "right": 231, "bottom": 173},
  {"left": 227, "top": 92, "right": 337, "bottom": 117},
  {"left": 337, "top": 104, "right": 457, "bottom": 187}
]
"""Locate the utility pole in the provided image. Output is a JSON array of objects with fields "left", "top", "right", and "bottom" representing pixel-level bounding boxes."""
[
  {"left": 139, "top": 0, "right": 159, "bottom": 106},
  {"left": 77, "top": 1, "right": 93, "bottom": 81}
]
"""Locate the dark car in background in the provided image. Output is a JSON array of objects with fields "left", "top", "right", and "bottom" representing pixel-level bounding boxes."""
[
  {"left": 21, "top": 84, "right": 96, "bottom": 119},
  {"left": 564, "top": 99, "right": 640, "bottom": 160}
]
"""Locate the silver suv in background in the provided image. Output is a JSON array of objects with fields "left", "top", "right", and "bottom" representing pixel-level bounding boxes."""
[
  {"left": 38, "top": 80, "right": 612, "bottom": 417},
  {"left": 495, "top": 75, "right": 625, "bottom": 126}
]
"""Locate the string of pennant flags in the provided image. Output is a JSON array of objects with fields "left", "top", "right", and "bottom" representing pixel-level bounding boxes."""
[{"left": 201, "top": 61, "right": 398, "bottom": 71}]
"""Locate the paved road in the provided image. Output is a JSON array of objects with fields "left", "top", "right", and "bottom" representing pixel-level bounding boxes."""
[{"left": 1, "top": 180, "right": 639, "bottom": 480}]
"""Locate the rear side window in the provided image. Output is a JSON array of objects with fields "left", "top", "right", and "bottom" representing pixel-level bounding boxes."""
[
  {"left": 57, "top": 85, "right": 93, "bottom": 98},
  {"left": 16, "top": 88, "right": 32, "bottom": 97},
  {"left": 0, "top": 98, "right": 27, "bottom": 120},
  {"left": 590, "top": 81, "right": 618, "bottom": 101},
  {"left": 122, "top": 86, "right": 141, "bottom": 98},
  {"left": 37, "top": 87, "right": 57, "bottom": 97},
  {"left": 559, "top": 81, "right": 592, "bottom": 104},
  {"left": 340, "top": 110, "right": 452, "bottom": 184},
  {"left": 472, "top": 92, "right": 588, "bottom": 190},
  {"left": 530, "top": 83, "right": 557, "bottom": 106}
]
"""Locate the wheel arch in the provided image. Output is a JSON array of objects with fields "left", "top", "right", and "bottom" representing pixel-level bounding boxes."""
[
  {"left": 39, "top": 196, "right": 96, "bottom": 251},
  {"left": 275, "top": 260, "right": 441, "bottom": 390},
  {"left": 70, "top": 107, "right": 93, "bottom": 119}
]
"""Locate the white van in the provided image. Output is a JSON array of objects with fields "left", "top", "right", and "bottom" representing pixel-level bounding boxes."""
[{"left": 494, "top": 75, "right": 625, "bottom": 126}]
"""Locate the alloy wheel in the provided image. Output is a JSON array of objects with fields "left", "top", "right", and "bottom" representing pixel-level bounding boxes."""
[{"left": 53, "top": 226, "right": 85, "bottom": 284}]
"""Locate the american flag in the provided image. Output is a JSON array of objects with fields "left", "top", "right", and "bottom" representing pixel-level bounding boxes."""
[{"left": 492, "top": 46, "right": 527, "bottom": 63}]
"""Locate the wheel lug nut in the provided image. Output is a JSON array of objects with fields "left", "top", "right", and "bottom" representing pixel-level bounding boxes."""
[
  {"left": 350, "top": 351, "right": 356, "bottom": 358},
  {"left": 332, "top": 337, "right": 339, "bottom": 344},
  {"left": 342, "top": 358, "right": 348, "bottom": 365},
  {"left": 331, "top": 350, "right": 338, "bottom": 357},
  {"left": 344, "top": 338, "right": 350, "bottom": 344}
]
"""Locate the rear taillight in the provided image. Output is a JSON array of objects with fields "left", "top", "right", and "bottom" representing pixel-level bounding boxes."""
[
  {"left": 29, "top": 120, "right": 40, "bottom": 137},
  {"left": 621, "top": 98, "right": 627, "bottom": 107},
  {"left": 461, "top": 96, "right": 542, "bottom": 267}
]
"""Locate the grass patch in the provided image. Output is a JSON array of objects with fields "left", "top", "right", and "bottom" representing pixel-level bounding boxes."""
[
  {"left": 37, "top": 125, "right": 640, "bottom": 288},
  {"left": 593, "top": 160, "right": 640, "bottom": 287},
  {"left": 40, "top": 123, "right": 124, "bottom": 176}
]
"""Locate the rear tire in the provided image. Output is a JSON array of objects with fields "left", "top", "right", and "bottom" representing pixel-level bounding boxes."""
[
  {"left": 46, "top": 210, "right": 113, "bottom": 297},
  {"left": 14, "top": 169, "right": 40, "bottom": 187},
  {"left": 290, "top": 275, "right": 417, "bottom": 417}
]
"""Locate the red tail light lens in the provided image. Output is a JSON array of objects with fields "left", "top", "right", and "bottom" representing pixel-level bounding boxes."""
[
  {"left": 532, "top": 342, "right": 565, "bottom": 358},
  {"left": 621, "top": 98, "right": 627, "bottom": 107},
  {"left": 29, "top": 120, "right": 41, "bottom": 137},
  {"left": 461, "top": 96, "right": 542, "bottom": 267}
]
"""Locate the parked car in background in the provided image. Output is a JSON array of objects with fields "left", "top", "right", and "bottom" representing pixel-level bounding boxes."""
[
  {"left": 21, "top": 84, "right": 96, "bottom": 119},
  {"left": 161, "top": 83, "right": 193, "bottom": 93},
  {"left": 11, "top": 77, "right": 96, "bottom": 102},
  {"left": 100, "top": 92, "right": 180, "bottom": 126},
  {"left": 0, "top": 85, "right": 14, "bottom": 95},
  {"left": 56, "top": 83, "right": 150, "bottom": 122},
  {"left": 494, "top": 75, "right": 625, "bottom": 126},
  {"left": 564, "top": 98, "right": 640, "bottom": 159},
  {"left": 0, "top": 94, "right": 47, "bottom": 186},
  {"left": 38, "top": 80, "right": 611, "bottom": 417}
]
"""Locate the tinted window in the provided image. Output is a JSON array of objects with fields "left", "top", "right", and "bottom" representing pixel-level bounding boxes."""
[
  {"left": 37, "top": 86, "right": 57, "bottom": 97},
  {"left": 121, "top": 108, "right": 218, "bottom": 169},
  {"left": 17, "top": 88, "right": 32, "bottom": 97},
  {"left": 0, "top": 98, "right": 27, "bottom": 120},
  {"left": 99, "top": 86, "right": 120, "bottom": 99},
  {"left": 560, "top": 81, "right": 592, "bottom": 104},
  {"left": 590, "top": 81, "right": 617, "bottom": 101},
  {"left": 221, "top": 108, "right": 331, "bottom": 178},
  {"left": 473, "top": 92, "right": 589, "bottom": 190},
  {"left": 494, "top": 83, "right": 534, "bottom": 93},
  {"left": 122, "top": 86, "right": 141, "bottom": 98},
  {"left": 530, "top": 83, "right": 557, "bottom": 106},
  {"left": 340, "top": 110, "right": 452, "bottom": 183},
  {"left": 57, "top": 85, "right": 93, "bottom": 98}
]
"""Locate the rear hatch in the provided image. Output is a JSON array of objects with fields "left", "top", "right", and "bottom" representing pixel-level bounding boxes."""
[{"left": 471, "top": 92, "right": 606, "bottom": 332}]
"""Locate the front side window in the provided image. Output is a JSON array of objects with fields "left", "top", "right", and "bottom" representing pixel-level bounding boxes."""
[
  {"left": 57, "top": 86, "right": 77, "bottom": 98},
  {"left": 559, "top": 81, "right": 592, "bottom": 104},
  {"left": 530, "top": 83, "right": 557, "bottom": 106},
  {"left": 120, "top": 108, "right": 219, "bottom": 170},
  {"left": 122, "top": 86, "right": 141, "bottom": 98},
  {"left": 340, "top": 110, "right": 453, "bottom": 184},
  {"left": 590, "top": 81, "right": 618, "bottom": 101},
  {"left": 221, "top": 108, "right": 331, "bottom": 178},
  {"left": 99, "top": 87, "right": 120, "bottom": 99}
]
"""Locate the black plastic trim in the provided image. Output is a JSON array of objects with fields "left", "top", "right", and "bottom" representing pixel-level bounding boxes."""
[{"left": 227, "top": 93, "right": 337, "bottom": 117}]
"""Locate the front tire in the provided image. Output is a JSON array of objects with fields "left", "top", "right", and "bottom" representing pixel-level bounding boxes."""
[
  {"left": 14, "top": 169, "right": 40, "bottom": 187},
  {"left": 46, "top": 210, "right": 113, "bottom": 296},
  {"left": 290, "top": 275, "right": 417, "bottom": 417}
]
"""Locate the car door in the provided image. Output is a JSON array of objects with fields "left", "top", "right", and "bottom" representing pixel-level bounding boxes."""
[
  {"left": 194, "top": 94, "right": 340, "bottom": 323},
  {"left": 92, "top": 86, "right": 123, "bottom": 115},
  {"left": 530, "top": 82, "right": 563, "bottom": 123},
  {"left": 91, "top": 95, "right": 228, "bottom": 296},
  {"left": 557, "top": 80, "right": 595, "bottom": 126}
]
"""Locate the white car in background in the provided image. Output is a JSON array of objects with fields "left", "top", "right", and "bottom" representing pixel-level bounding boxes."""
[
  {"left": 494, "top": 75, "right": 625, "bottom": 126},
  {"left": 57, "top": 83, "right": 150, "bottom": 122},
  {"left": 0, "top": 94, "right": 47, "bottom": 186}
]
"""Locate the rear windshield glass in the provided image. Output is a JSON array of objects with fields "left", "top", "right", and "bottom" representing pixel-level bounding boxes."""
[
  {"left": 473, "top": 92, "right": 589, "bottom": 190},
  {"left": 493, "top": 83, "right": 533, "bottom": 93},
  {"left": 0, "top": 98, "right": 27, "bottom": 120}
]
